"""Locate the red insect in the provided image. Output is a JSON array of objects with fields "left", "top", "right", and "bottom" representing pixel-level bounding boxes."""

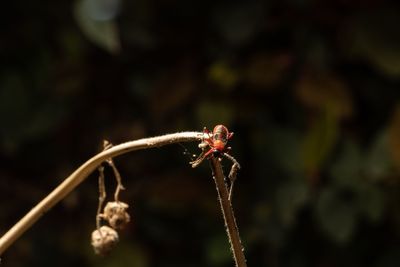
[
  {"left": 190, "top": 125, "right": 234, "bottom": 167},
  {"left": 202, "top": 124, "right": 234, "bottom": 158}
]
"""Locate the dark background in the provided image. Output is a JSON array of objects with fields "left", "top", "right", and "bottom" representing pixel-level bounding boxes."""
[{"left": 2, "top": 0, "right": 400, "bottom": 266}]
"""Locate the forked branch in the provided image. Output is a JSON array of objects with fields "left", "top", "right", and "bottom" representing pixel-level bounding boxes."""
[
  {"left": 0, "top": 132, "right": 203, "bottom": 255},
  {"left": 0, "top": 130, "right": 247, "bottom": 267}
]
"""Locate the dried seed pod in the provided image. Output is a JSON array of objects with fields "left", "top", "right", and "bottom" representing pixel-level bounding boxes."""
[
  {"left": 103, "top": 201, "right": 130, "bottom": 229},
  {"left": 91, "top": 226, "right": 119, "bottom": 255}
]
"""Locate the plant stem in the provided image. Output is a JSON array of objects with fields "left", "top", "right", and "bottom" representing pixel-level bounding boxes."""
[
  {"left": 209, "top": 157, "right": 247, "bottom": 267},
  {"left": 0, "top": 131, "right": 203, "bottom": 255},
  {"left": 96, "top": 166, "right": 106, "bottom": 230}
]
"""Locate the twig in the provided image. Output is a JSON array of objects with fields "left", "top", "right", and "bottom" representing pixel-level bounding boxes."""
[
  {"left": 96, "top": 166, "right": 106, "bottom": 230},
  {"left": 103, "top": 140, "right": 125, "bottom": 202},
  {"left": 209, "top": 157, "right": 247, "bottom": 267},
  {"left": 109, "top": 162, "right": 125, "bottom": 201},
  {"left": 0, "top": 131, "right": 203, "bottom": 255},
  {"left": 223, "top": 153, "right": 241, "bottom": 201}
]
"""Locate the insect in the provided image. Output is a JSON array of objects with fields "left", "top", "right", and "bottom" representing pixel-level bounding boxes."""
[
  {"left": 190, "top": 125, "right": 240, "bottom": 200},
  {"left": 202, "top": 124, "right": 234, "bottom": 157},
  {"left": 190, "top": 125, "right": 235, "bottom": 166}
]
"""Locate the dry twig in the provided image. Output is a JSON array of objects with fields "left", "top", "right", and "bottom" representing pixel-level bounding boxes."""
[
  {"left": 0, "top": 130, "right": 247, "bottom": 267},
  {"left": 209, "top": 157, "right": 247, "bottom": 267},
  {"left": 0, "top": 131, "right": 203, "bottom": 255}
]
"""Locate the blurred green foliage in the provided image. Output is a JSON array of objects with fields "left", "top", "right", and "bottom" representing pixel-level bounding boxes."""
[{"left": 2, "top": 0, "right": 400, "bottom": 267}]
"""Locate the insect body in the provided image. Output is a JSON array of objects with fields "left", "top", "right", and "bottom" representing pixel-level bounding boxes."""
[
  {"left": 191, "top": 125, "right": 234, "bottom": 167},
  {"left": 203, "top": 125, "right": 234, "bottom": 158}
]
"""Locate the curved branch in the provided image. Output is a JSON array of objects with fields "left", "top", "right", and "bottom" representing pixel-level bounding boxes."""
[{"left": 0, "top": 131, "right": 203, "bottom": 255}]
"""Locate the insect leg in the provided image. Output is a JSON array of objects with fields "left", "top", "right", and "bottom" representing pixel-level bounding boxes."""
[{"left": 190, "top": 150, "right": 206, "bottom": 168}]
